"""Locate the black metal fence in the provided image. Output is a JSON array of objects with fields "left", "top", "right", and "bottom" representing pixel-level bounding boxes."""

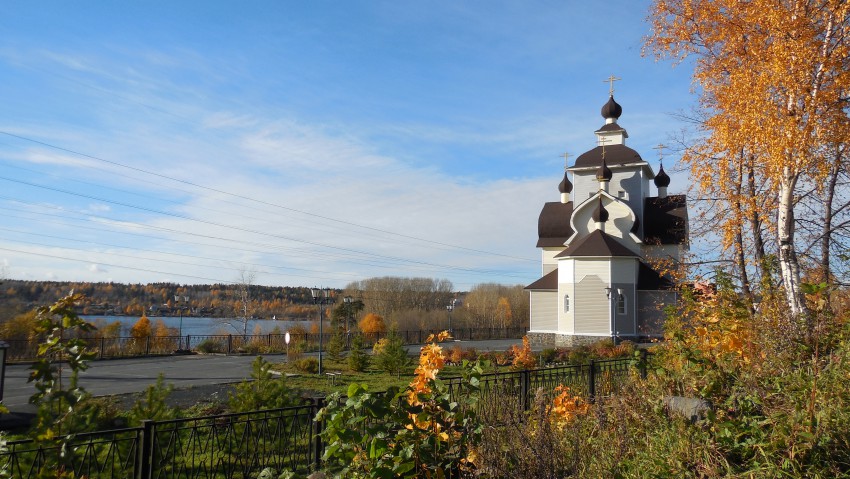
[
  {"left": 3, "top": 327, "right": 528, "bottom": 362},
  {"left": 0, "top": 356, "right": 641, "bottom": 478}
]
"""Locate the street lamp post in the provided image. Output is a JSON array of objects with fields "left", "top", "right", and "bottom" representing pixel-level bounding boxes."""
[
  {"left": 311, "top": 287, "right": 334, "bottom": 375},
  {"left": 343, "top": 295, "right": 353, "bottom": 351},
  {"left": 446, "top": 298, "right": 457, "bottom": 333},
  {"left": 175, "top": 294, "right": 189, "bottom": 352}
]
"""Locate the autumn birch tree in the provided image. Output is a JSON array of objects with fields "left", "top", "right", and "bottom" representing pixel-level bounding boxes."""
[{"left": 647, "top": 0, "right": 850, "bottom": 318}]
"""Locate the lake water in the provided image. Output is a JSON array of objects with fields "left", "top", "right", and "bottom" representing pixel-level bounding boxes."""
[{"left": 83, "top": 315, "right": 319, "bottom": 337}]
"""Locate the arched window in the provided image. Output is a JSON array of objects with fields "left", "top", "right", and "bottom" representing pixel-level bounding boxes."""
[
  {"left": 563, "top": 294, "right": 570, "bottom": 313},
  {"left": 616, "top": 294, "right": 627, "bottom": 315}
]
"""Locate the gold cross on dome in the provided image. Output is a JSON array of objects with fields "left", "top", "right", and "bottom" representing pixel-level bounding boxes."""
[
  {"left": 559, "top": 151, "right": 572, "bottom": 170},
  {"left": 653, "top": 143, "right": 667, "bottom": 164},
  {"left": 598, "top": 137, "right": 612, "bottom": 160},
  {"left": 603, "top": 75, "right": 621, "bottom": 96}
]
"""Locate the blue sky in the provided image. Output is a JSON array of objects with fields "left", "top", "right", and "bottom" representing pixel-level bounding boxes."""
[{"left": 0, "top": 1, "right": 696, "bottom": 290}]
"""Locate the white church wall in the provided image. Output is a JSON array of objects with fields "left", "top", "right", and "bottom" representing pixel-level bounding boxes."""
[
  {"left": 573, "top": 260, "right": 610, "bottom": 335},
  {"left": 529, "top": 290, "right": 558, "bottom": 332},
  {"left": 558, "top": 259, "right": 575, "bottom": 334},
  {"left": 572, "top": 171, "right": 600, "bottom": 205},
  {"left": 542, "top": 248, "right": 564, "bottom": 275},
  {"left": 609, "top": 168, "right": 643, "bottom": 215}
]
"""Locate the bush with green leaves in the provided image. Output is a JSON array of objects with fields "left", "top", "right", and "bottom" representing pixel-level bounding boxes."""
[
  {"left": 292, "top": 356, "right": 319, "bottom": 375},
  {"left": 347, "top": 334, "right": 370, "bottom": 372},
  {"left": 27, "top": 292, "right": 98, "bottom": 478},
  {"left": 326, "top": 328, "right": 346, "bottom": 362},
  {"left": 318, "top": 334, "right": 484, "bottom": 478},
  {"left": 374, "top": 331, "right": 411, "bottom": 377},
  {"left": 129, "top": 373, "right": 177, "bottom": 424},
  {"left": 229, "top": 356, "right": 295, "bottom": 412}
]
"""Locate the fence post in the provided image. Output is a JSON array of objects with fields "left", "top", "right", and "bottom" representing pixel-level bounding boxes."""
[
  {"left": 313, "top": 397, "right": 326, "bottom": 470},
  {"left": 138, "top": 420, "right": 154, "bottom": 479},
  {"left": 588, "top": 360, "right": 596, "bottom": 403},
  {"left": 186, "top": 335, "right": 191, "bottom": 351},
  {"left": 640, "top": 349, "right": 648, "bottom": 380},
  {"left": 520, "top": 369, "right": 530, "bottom": 412},
  {"left": 145, "top": 336, "right": 150, "bottom": 356},
  {"left": 99, "top": 337, "right": 105, "bottom": 359}
]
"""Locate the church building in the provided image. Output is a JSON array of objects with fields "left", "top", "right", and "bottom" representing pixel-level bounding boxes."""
[{"left": 526, "top": 92, "right": 688, "bottom": 346}]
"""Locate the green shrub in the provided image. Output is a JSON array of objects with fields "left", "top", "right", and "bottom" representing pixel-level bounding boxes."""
[
  {"left": 293, "top": 357, "right": 319, "bottom": 374},
  {"left": 539, "top": 348, "right": 557, "bottom": 365},
  {"left": 374, "top": 331, "right": 411, "bottom": 377},
  {"left": 229, "top": 356, "right": 295, "bottom": 412},
  {"left": 347, "top": 334, "right": 370, "bottom": 372},
  {"left": 196, "top": 339, "right": 224, "bottom": 354},
  {"left": 129, "top": 373, "right": 177, "bottom": 424},
  {"left": 326, "top": 328, "right": 346, "bottom": 362}
]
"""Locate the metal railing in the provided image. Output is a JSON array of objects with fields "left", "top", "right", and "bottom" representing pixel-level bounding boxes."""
[
  {"left": 3, "top": 327, "right": 529, "bottom": 362},
  {"left": 0, "top": 356, "right": 643, "bottom": 478}
]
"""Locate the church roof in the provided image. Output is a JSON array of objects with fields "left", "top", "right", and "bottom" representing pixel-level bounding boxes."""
[
  {"left": 643, "top": 195, "right": 688, "bottom": 245},
  {"left": 554, "top": 230, "right": 639, "bottom": 258},
  {"left": 595, "top": 122, "right": 625, "bottom": 133},
  {"left": 573, "top": 144, "right": 643, "bottom": 168},
  {"left": 525, "top": 269, "right": 558, "bottom": 291},
  {"left": 637, "top": 262, "right": 676, "bottom": 290},
  {"left": 537, "top": 201, "right": 574, "bottom": 247}
]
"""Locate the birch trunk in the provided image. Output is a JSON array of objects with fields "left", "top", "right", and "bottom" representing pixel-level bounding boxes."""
[{"left": 777, "top": 168, "right": 807, "bottom": 316}]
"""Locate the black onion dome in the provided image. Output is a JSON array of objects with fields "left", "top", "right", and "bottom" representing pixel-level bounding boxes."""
[
  {"left": 591, "top": 196, "right": 609, "bottom": 223},
  {"left": 654, "top": 164, "right": 671, "bottom": 187},
  {"left": 601, "top": 95, "right": 622, "bottom": 120},
  {"left": 558, "top": 171, "right": 573, "bottom": 194},
  {"left": 596, "top": 157, "right": 612, "bottom": 181}
]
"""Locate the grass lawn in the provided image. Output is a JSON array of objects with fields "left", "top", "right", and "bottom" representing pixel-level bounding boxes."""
[{"left": 269, "top": 357, "right": 497, "bottom": 397}]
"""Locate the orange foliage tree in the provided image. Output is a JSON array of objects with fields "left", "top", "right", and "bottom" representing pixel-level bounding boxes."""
[
  {"left": 358, "top": 313, "right": 387, "bottom": 335},
  {"left": 130, "top": 314, "right": 152, "bottom": 339},
  {"left": 646, "top": 0, "right": 850, "bottom": 319}
]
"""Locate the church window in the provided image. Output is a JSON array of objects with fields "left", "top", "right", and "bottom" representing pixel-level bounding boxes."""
[
  {"left": 616, "top": 294, "right": 627, "bottom": 315},
  {"left": 563, "top": 294, "right": 570, "bottom": 312}
]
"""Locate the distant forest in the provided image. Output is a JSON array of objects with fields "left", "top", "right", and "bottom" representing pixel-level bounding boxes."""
[
  {"left": 0, "top": 277, "right": 530, "bottom": 333},
  {"left": 0, "top": 280, "right": 323, "bottom": 320}
]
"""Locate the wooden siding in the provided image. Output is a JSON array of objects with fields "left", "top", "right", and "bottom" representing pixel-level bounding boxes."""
[
  {"left": 529, "top": 290, "right": 558, "bottom": 331},
  {"left": 574, "top": 273, "right": 609, "bottom": 334},
  {"left": 558, "top": 259, "right": 575, "bottom": 334}
]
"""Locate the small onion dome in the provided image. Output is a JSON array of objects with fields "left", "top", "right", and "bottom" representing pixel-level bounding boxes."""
[
  {"left": 558, "top": 171, "right": 573, "bottom": 194},
  {"left": 596, "top": 157, "right": 613, "bottom": 181},
  {"left": 601, "top": 95, "right": 622, "bottom": 120},
  {"left": 654, "top": 164, "right": 671, "bottom": 187},
  {"left": 591, "top": 196, "right": 609, "bottom": 223}
]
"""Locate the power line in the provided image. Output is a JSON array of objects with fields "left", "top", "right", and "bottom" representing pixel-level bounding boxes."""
[{"left": 0, "top": 130, "right": 537, "bottom": 263}]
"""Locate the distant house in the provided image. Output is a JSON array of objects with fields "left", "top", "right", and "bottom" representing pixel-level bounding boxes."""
[{"left": 526, "top": 94, "right": 688, "bottom": 346}]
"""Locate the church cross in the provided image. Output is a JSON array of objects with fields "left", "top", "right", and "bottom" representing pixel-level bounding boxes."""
[
  {"left": 603, "top": 74, "right": 622, "bottom": 96},
  {"left": 598, "top": 137, "right": 612, "bottom": 160},
  {"left": 559, "top": 151, "right": 572, "bottom": 170},
  {"left": 653, "top": 143, "right": 667, "bottom": 165}
]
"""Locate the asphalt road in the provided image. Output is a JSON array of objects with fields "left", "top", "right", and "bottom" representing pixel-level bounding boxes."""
[{"left": 2, "top": 338, "right": 524, "bottom": 414}]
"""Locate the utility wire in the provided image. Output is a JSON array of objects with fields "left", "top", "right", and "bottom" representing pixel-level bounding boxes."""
[{"left": 0, "top": 130, "right": 537, "bottom": 263}]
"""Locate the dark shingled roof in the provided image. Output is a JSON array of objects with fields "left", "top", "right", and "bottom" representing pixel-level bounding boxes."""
[
  {"left": 573, "top": 144, "right": 643, "bottom": 168},
  {"left": 537, "top": 201, "right": 574, "bottom": 247},
  {"left": 595, "top": 122, "right": 625, "bottom": 133},
  {"left": 638, "top": 262, "right": 675, "bottom": 290},
  {"left": 643, "top": 195, "right": 688, "bottom": 245},
  {"left": 525, "top": 268, "right": 558, "bottom": 291},
  {"left": 554, "top": 230, "right": 639, "bottom": 258}
]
